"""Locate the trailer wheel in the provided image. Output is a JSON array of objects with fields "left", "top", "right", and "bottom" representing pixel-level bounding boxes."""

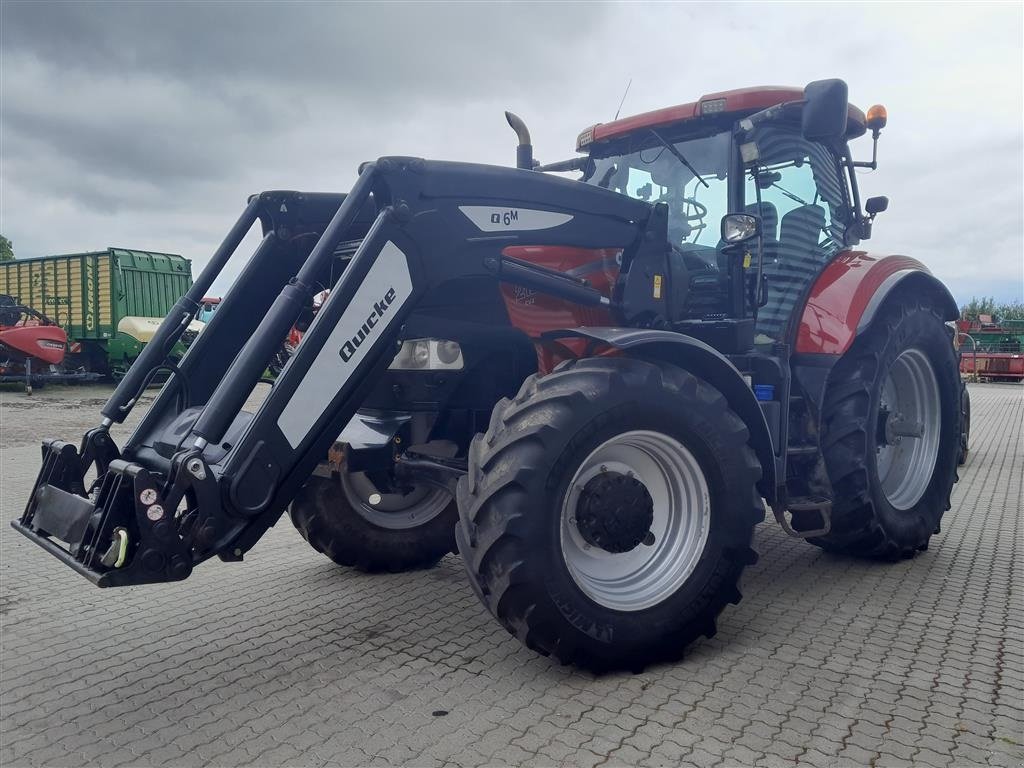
[
  {"left": 289, "top": 471, "right": 457, "bottom": 572},
  {"left": 456, "top": 357, "right": 763, "bottom": 671},
  {"left": 813, "top": 298, "right": 961, "bottom": 559}
]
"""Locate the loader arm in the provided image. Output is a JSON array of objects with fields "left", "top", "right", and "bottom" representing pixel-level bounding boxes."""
[{"left": 14, "top": 157, "right": 657, "bottom": 587}]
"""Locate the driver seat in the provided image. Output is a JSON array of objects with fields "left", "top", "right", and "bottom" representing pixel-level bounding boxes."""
[{"left": 758, "top": 204, "right": 827, "bottom": 339}]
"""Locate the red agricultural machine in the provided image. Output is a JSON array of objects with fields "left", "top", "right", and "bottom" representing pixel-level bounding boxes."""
[
  {"left": 16, "top": 79, "right": 964, "bottom": 670},
  {"left": 0, "top": 294, "right": 103, "bottom": 390},
  {"left": 0, "top": 295, "right": 69, "bottom": 390},
  {"left": 957, "top": 316, "right": 1024, "bottom": 382}
]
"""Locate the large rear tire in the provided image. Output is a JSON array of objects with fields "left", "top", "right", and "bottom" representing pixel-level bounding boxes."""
[
  {"left": 290, "top": 470, "right": 458, "bottom": 573},
  {"left": 812, "top": 298, "right": 961, "bottom": 559},
  {"left": 456, "top": 357, "right": 763, "bottom": 671}
]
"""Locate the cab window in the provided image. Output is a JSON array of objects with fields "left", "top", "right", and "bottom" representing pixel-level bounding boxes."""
[
  {"left": 744, "top": 126, "right": 850, "bottom": 340},
  {"left": 583, "top": 130, "right": 732, "bottom": 262}
]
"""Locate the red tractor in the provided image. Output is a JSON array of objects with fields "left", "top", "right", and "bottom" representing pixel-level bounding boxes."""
[{"left": 17, "top": 79, "right": 962, "bottom": 670}]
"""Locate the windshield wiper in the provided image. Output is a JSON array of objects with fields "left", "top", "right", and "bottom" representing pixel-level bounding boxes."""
[
  {"left": 649, "top": 129, "right": 709, "bottom": 188},
  {"left": 770, "top": 182, "right": 808, "bottom": 206}
]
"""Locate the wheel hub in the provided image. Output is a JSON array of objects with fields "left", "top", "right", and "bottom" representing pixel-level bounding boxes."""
[
  {"left": 575, "top": 472, "right": 654, "bottom": 554},
  {"left": 340, "top": 470, "right": 451, "bottom": 530},
  {"left": 878, "top": 406, "right": 925, "bottom": 447},
  {"left": 559, "top": 430, "right": 712, "bottom": 612}
]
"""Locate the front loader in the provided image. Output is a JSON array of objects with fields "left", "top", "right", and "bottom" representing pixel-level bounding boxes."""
[{"left": 15, "top": 79, "right": 962, "bottom": 670}]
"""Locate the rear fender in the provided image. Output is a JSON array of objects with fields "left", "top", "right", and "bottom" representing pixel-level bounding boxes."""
[
  {"left": 795, "top": 252, "right": 958, "bottom": 355},
  {"left": 546, "top": 327, "right": 777, "bottom": 503}
]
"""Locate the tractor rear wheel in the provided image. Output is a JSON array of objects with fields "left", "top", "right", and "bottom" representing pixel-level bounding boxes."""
[
  {"left": 289, "top": 470, "right": 457, "bottom": 572},
  {"left": 813, "top": 298, "right": 961, "bottom": 559},
  {"left": 455, "top": 357, "right": 763, "bottom": 671}
]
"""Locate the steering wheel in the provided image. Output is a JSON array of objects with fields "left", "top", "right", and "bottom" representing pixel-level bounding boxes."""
[
  {"left": 657, "top": 193, "right": 708, "bottom": 243},
  {"left": 679, "top": 197, "right": 707, "bottom": 224}
]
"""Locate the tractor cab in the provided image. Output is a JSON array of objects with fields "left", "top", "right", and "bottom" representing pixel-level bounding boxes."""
[{"left": 571, "top": 82, "right": 888, "bottom": 348}]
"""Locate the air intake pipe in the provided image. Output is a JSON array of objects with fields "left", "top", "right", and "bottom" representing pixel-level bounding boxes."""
[{"left": 505, "top": 111, "right": 534, "bottom": 170}]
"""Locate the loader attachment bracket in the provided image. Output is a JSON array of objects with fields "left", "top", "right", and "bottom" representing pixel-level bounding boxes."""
[{"left": 14, "top": 439, "right": 195, "bottom": 587}]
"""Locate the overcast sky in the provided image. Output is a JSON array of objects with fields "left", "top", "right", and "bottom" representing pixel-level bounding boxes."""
[{"left": 2, "top": 1, "right": 1021, "bottom": 304}]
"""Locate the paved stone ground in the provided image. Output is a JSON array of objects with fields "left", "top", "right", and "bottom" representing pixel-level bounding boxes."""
[{"left": 0, "top": 383, "right": 1021, "bottom": 767}]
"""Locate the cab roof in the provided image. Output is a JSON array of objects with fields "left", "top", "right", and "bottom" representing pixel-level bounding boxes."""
[{"left": 579, "top": 85, "right": 867, "bottom": 149}]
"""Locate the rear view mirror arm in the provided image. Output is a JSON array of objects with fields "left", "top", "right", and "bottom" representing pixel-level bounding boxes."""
[{"left": 737, "top": 100, "right": 804, "bottom": 134}]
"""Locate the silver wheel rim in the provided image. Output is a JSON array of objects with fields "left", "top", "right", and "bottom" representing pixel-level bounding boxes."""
[
  {"left": 560, "top": 430, "right": 711, "bottom": 612},
  {"left": 876, "top": 347, "right": 941, "bottom": 510},
  {"left": 340, "top": 471, "right": 450, "bottom": 530}
]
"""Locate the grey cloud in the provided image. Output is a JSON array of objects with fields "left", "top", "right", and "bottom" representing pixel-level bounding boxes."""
[
  {"left": 1, "top": 2, "right": 602, "bottom": 104},
  {"left": 1, "top": 2, "right": 606, "bottom": 225},
  {"left": 1, "top": 1, "right": 1020, "bottom": 305}
]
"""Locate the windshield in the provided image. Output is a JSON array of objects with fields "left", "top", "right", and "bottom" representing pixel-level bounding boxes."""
[{"left": 582, "top": 131, "right": 731, "bottom": 264}]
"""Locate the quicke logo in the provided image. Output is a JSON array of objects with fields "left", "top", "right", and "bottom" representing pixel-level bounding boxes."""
[{"left": 339, "top": 287, "right": 397, "bottom": 362}]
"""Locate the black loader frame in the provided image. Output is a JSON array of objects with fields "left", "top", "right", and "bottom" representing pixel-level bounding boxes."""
[{"left": 14, "top": 157, "right": 775, "bottom": 587}]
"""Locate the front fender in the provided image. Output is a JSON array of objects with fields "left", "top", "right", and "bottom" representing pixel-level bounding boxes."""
[
  {"left": 545, "top": 327, "right": 777, "bottom": 503},
  {"left": 795, "top": 251, "right": 958, "bottom": 355}
]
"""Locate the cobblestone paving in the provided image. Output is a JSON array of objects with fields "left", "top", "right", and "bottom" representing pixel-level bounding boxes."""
[{"left": 1, "top": 383, "right": 1021, "bottom": 767}]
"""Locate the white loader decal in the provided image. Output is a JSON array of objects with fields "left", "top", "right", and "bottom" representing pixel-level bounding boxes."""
[
  {"left": 459, "top": 206, "right": 573, "bottom": 232},
  {"left": 277, "top": 241, "right": 412, "bottom": 448}
]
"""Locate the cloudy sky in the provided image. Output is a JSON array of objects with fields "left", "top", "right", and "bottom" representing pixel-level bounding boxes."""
[{"left": 2, "top": 1, "right": 1021, "bottom": 304}]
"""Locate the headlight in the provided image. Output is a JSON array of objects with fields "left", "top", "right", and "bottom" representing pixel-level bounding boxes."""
[
  {"left": 389, "top": 339, "right": 464, "bottom": 370},
  {"left": 435, "top": 340, "right": 462, "bottom": 365}
]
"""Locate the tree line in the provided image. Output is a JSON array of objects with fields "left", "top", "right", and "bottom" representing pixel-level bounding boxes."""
[{"left": 960, "top": 297, "right": 1024, "bottom": 323}]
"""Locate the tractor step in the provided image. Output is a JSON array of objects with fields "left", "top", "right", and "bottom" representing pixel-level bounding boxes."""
[{"left": 773, "top": 495, "right": 832, "bottom": 539}]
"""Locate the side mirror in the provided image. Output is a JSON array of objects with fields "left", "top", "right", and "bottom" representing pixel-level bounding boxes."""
[
  {"left": 865, "top": 196, "right": 889, "bottom": 216},
  {"left": 802, "top": 79, "right": 849, "bottom": 141},
  {"left": 721, "top": 213, "right": 760, "bottom": 244}
]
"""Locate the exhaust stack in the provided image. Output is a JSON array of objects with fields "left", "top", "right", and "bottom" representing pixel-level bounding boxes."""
[{"left": 505, "top": 111, "right": 533, "bottom": 170}]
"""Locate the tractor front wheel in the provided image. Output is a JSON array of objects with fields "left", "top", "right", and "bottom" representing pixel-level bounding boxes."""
[
  {"left": 289, "top": 469, "right": 458, "bottom": 572},
  {"left": 814, "top": 298, "right": 961, "bottom": 559},
  {"left": 456, "top": 357, "right": 763, "bottom": 671}
]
